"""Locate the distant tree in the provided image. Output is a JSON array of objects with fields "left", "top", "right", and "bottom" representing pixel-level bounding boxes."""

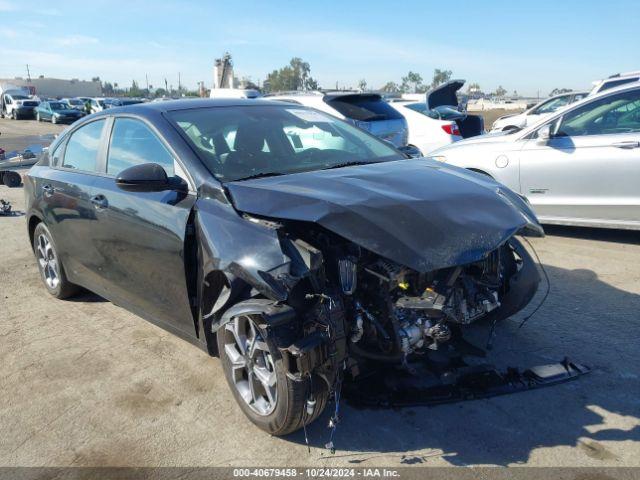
[
  {"left": 306, "top": 77, "right": 319, "bottom": 90},
  {"left": 431, "top": 68, "right": 452, "bottom": 89},
  {"left": 91, "top": 76, "right": 101, "bottom": 83},
  {"left": 401, "top": 71, "right": 424, "bottom": 93},
  {"left": 265, "top": 57, "right": 319, "bottom": 93},
  {"left": 381, "top": 81, "right": 401, "bottom": 93},
  {"left": 154, "top": 88, "right": 168, "bottom": 98},
  {"left": 467, "top": 82, "right": 481, "bottom": 93},
  {"left": 102, "top": 82, "right": 114, "bottom": 95},
  {"left": 358, "top": 79, "right": 368, "bottom": 91},
  {"left": 549, "top": 87, "right": 572, "bottom": 96},
  {"left": 128, "top": 80, "right": 142, "bottom": 97},
  {"left": 494, "top": 85, "right": 507, "bottom": 98}
]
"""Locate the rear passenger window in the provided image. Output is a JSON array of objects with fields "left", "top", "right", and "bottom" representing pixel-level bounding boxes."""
[
  {"left": 107, "top": 118, "right": 175, "bottom": 176},
  {"left": 62, "top": 119, "right": 105, "bottom": 172}
]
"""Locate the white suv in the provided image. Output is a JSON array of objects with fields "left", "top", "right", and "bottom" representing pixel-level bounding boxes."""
[
  {"left": 590, "top": 71, "right": 640, "bottom": 96},
  {"left": 265, "top": 92, "right": 410, "bottom": 151}
]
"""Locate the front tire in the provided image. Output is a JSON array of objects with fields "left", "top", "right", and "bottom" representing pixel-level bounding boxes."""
[
  {"left": 217, "top": 314, "right": 327, "bottom": 436},
  {"left": 33, "top": 223, "right": 80, "bottom": 299}
]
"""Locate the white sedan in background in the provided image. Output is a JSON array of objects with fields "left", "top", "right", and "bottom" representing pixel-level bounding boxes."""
[
  {"left": 388, "top": 100, "right": 462, "bottom": 154},
  {"left": 429, "top": 82, "right": 640, "bottom": 230},
  {"left": 490, "top": 91, "right": 588, "bottom": 132}
]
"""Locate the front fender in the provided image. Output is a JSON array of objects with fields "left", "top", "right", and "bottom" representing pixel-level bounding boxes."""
[{"left": 214, "top": 299, "right": 296, "bottom": 332}]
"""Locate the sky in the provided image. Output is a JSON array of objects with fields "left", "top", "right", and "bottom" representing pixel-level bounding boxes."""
[{"left": 0, "top": 0, "right": 638, "bottom": 97}]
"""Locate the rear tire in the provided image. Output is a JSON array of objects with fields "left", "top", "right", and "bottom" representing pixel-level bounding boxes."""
[
  {"left": 217, "top": 313, "right": 328, "bottom": 436},
  {"left": 3, "top": 171, "right": 21, "bottom": 187},
  {"left": 33, "top": 223, "right": 80, "bottom": 299}
]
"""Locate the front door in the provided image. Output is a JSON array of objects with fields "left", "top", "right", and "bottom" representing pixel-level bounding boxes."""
[
  {"left": 519, "top": 88, "right": 640, "bottom": 226},
  {"left": 90, "top": 117, "right": 197, "bottom": 337}
]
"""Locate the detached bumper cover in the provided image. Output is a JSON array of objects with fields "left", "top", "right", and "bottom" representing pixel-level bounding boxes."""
[{"left": 343, "top": 358, "right": 590, "bottom": 408}]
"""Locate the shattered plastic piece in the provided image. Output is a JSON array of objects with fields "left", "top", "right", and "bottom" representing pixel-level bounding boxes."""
[
  {"left": 343, "top": 358, "right": 590, "bottom": 408},
  {"left": 0, "top": 199, "right": 12, "bottom": 216}
]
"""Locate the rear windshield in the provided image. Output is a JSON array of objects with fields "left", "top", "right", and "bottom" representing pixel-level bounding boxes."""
[{"left": 325, "top": 95, "right": 403, "bottom": 122}]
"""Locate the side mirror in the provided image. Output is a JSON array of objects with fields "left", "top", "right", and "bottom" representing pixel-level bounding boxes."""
[
  {"left": 537, "top": 124, "right": 553, "bottom": 141},
  {"left": 116, "top": 163, "right": 183, "bottom": 192}
]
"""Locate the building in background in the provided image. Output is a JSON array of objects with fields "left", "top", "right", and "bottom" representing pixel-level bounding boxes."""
[{"left": 0, "top": 77, "right": 101, "bottom": 98}]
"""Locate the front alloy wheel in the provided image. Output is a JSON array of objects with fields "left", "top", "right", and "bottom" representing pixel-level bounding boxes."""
[
  {"left": 217, "top": 310, "right": 328, "bottom": 435},
  {"left": 223, "top": 316, "right": 278, "bottom": 415}
]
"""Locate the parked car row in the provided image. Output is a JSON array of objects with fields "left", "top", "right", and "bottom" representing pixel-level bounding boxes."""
[{"left": 0, "top": 87, "right": 145, "bottom": 122}]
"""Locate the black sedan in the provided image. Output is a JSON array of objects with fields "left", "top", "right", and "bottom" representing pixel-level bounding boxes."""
[
  {"left": 24, "top": 99, "right": 543, "bottom": 435},
  {"left": 35, "top": 101, "right": 86, "bottom": 124}
]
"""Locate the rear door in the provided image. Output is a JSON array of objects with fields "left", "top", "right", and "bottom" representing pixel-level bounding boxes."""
[
  {"left": 519, "top": 88, "right": 640, "bottom": 226},
  {"left": 36, "top": 118, "right": 108, "bottom": 287},
  {"left": 90, "top": 116, "right": 198, "bottom": 336}
]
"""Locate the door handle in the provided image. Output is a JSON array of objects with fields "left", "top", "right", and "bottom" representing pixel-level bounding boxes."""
[
  {"left": 612, "top": 141, "right": 640, "bottom": 149},
  {"left": 42, "top": 184, "right": 54, "bottom": 197},
  {"left": 90, "top": 194, "right": 109, "bottom": 209}
]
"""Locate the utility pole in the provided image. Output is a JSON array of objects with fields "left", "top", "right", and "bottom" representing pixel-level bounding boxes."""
[
  {"left": 178, "top": 72, "right": 181, "bottom": 95},
  {"left": 26, "top": 64, "right": 31, "bottom": 82},
  {"left": 164, "top": 78, "right": 168, "bottom": 95},
  {"left": 145, "top": 73, "right": 149, "bottom": 94}
]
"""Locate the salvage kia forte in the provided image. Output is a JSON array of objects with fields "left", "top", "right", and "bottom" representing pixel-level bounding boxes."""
[{"left": 25, "top": 99, "right": 548, "bottom": 435}]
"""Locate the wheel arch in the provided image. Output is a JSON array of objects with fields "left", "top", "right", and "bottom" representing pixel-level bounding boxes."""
[{"left": 27, "top": 212, "right": 44, "bottom": 250}]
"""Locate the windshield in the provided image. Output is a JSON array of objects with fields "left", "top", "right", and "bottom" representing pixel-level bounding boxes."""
[
  {"left": 68, "top": 99, "right": 83, "bottom": 105},
  {"left": 50, "top": 102, "right": 66, "bottom": 110},
  {"left": 12, "top": 94, "right": 29, "bottom": 100},
  {"left": 168, "top": 105, "right": 403, "bottom": 182}
]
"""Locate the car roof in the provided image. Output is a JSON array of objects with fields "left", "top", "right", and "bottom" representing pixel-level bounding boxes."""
[{"left": 91, "top": 98, "right": 288, "bottom": 116}]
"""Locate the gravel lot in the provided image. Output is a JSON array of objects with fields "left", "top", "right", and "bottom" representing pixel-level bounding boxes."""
[{"left": 1, "top": 117, "right": 639, "bottom": 468}]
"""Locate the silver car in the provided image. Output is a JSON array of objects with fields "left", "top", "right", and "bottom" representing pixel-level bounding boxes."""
[{"left": 429, "top": 82, "right": 640, "bottom": 230}]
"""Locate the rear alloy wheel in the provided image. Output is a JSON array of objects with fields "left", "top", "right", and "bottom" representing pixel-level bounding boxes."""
[
  {"left": 217, "top": 313, "right": 327, "bottom": 435},
  {"left": 33, "top": 223, "right": 79, "bottom": 299}
]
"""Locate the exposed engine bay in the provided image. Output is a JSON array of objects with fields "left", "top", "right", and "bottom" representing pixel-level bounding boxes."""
[{"left": 282, "top": 225, "right": 524, "bottom": 372}]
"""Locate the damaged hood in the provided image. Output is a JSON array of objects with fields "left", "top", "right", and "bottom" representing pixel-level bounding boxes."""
[{"left": 225, "top": 159, "right": 542, "bottom": 272}]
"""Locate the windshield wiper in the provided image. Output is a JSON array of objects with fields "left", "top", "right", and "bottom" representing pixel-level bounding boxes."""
[
  {"left": 322, "top": 160, "right": 381, "bottom": 171},
  {"left": 232, "top": 171, "right": 285, "bottom": 182}
]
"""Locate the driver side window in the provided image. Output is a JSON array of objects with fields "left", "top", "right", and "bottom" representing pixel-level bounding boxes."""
[{"left": 557, "top": 89, "right": 640, "bottom": 137}]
